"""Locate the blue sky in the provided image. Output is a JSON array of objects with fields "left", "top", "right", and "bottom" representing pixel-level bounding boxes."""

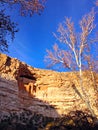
[{"left": 5, "top": 0, "right": 97, "bottom": 70}]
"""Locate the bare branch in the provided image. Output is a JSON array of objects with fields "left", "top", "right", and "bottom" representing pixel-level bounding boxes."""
[
  {"left": 80, "top": 9, "right": 95, "bottom": 55},
  {"left": 45, "top": 8, "right": 97, "bottom": 117},
  {"left": 45, "top": 44, "right": 73, "bottom": 69},
  {"left": 1, "top": 0, "right": 46, "bottom": 16},
  {"left": 95, "top": 0, "right": 98, "bottom": 6}
]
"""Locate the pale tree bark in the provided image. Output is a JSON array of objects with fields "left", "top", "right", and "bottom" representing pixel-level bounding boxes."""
[{"left": 45, "top": 9, "right": 98, "bottom": 118}]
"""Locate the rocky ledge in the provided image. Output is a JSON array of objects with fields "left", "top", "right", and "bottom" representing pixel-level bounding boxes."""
[{"left": 0, "top": 53, "right": 98, "bottom": 118}]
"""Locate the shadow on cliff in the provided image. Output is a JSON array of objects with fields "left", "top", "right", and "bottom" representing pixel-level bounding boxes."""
[
  {"left": 0, "top": 76, "right": 98, "bottom": 130},
  {"left": 0, "top": 75, "right": 59, "bottom": 130}
]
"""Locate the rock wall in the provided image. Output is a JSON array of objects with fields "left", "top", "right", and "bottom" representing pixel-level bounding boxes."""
[{"left": 0, "top": 53, "right": 98, "bottom": 118}]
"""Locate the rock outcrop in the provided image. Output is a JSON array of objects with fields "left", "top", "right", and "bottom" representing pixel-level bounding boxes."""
[{"left": 0, "top": 53, "right": 98, "bottom": 118}]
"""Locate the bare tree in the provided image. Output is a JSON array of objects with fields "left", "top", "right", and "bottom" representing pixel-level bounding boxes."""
[
  {"left": 45, "top": 9, "right": 98, "bottom": 118},
  {"left": 0, "top": 0, "right": 46, "bottom": 52},
  {"left": 1, "top": 0, "right": 46, "bottom": 16}
]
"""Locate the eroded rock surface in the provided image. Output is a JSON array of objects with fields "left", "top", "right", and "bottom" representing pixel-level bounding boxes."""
[{"left": 0, "top": 53, "right": 98, "bottom": 118}]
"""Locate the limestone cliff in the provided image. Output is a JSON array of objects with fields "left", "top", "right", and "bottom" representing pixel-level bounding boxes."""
[{"left": 0, "top": 53, "right": 98, "bottom": 118}]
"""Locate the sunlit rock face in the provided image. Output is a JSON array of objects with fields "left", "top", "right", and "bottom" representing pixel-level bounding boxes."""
[{"left": 0, "top": 53, "right": 98, "bottom": 117}]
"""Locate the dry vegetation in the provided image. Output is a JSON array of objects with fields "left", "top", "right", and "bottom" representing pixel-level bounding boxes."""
[{"left": 0, "top": 110, "right": 98, "bottom": 130}]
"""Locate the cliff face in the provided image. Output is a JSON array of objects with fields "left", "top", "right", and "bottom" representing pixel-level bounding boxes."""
[{"left": 0, "top": 53, "right": 98, "bottom": 118}]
